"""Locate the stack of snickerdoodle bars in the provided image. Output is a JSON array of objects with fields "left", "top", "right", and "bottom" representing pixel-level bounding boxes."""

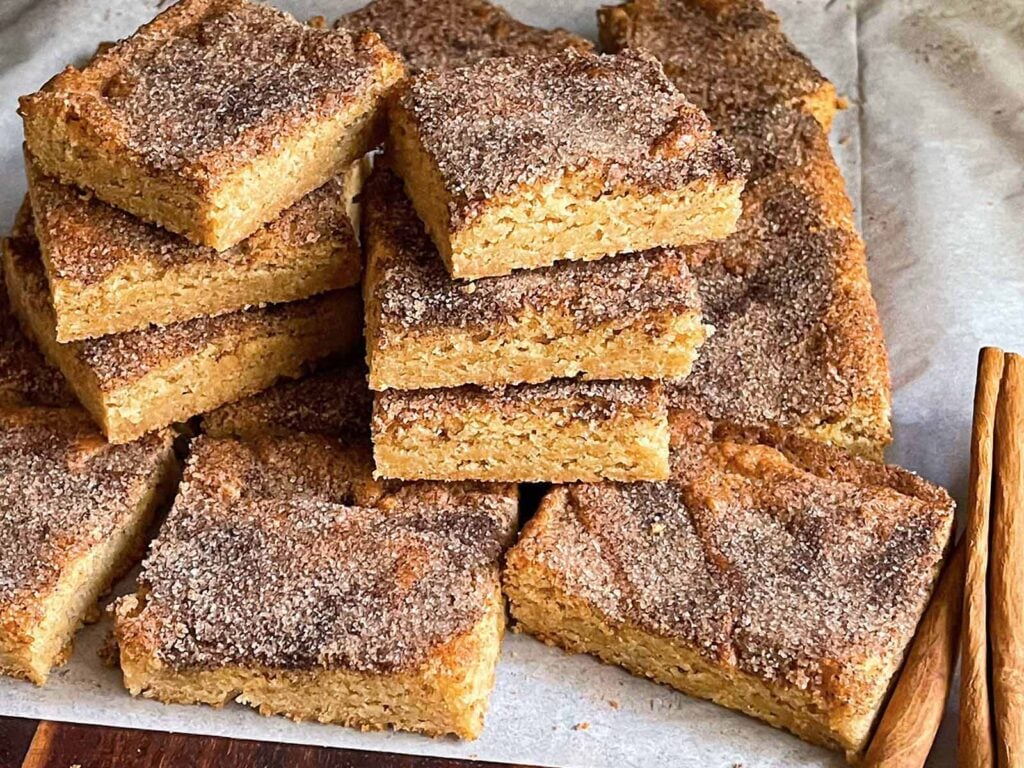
[
  {"left": 10, "top": 0, "right": 405, "bottom": 444},
  {"left": 0, "top": 0, "right": 956, "bottom": 762},
  {"left": 364, "top": 18, "right": 748, "bottom": 483}
]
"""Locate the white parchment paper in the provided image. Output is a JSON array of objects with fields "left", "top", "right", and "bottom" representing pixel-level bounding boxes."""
[{"left": 0, "top": 0, "right": 1021, "bottom": 765}]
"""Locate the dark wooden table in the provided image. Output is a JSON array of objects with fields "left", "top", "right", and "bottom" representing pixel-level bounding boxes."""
[{"left": 0, "top": 717, "right": 516, "bottom": 768}]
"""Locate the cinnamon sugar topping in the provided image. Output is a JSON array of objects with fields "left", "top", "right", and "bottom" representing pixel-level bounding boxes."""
[
  {"left": 0, "top": 407, "right": 172, "bottom": 612},
  {"left": 203, "top": 361, "right": 371, "bottom": 442},
  {"left": 670, "top": 166, "right": 876, "bottom": 430},
  {"left": 25, "top": 0, "right": 400, "bottom": 181},
  {"left": 599, "top": 0, "right": 834, "bottom": 132},
  {"left": 597, "top": 0, "right": 889, "bottom": 446},
  {"left": 396, "top": 48, "right": 744, "bottom": 222}
]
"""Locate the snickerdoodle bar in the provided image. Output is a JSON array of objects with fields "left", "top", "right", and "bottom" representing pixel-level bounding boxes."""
[
  {"left": 504, "top": 409, "right": 954, "bottom": 759},
  {"left": 372, "top": 378, "right": 670, "bottom": 482},
  {"left": 114, "top": 428, "right": 517, "bottom": 738},
  {"left": 20, "top": 0, "right": 404, "bottom": 250},
  {"left": 389, "top": 48, "right": 745, "bottom": 278},
  {"left": 26, "top": 154, "right": 366, "bottom": 341},
  {"left": 0, "top": 406, "right": 177, "bottom": 684}
]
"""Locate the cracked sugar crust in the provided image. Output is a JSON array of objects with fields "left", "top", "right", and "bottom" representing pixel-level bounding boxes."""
[
  {"left": 0, "top": 269, "right": 73, "bottom": 408},
  {"left": 395, "top": 47, "right": 745, "bottom": 225},
  {"left": 126, "top": 433, "right": 517, "bottom": 673},
  {"left": 20, "top": 0, "right": 400, "bottom": 185},
  {"left": 0, "top": 406, "right": 172, "bottom": 617},
  {"left": 340, "top": 0, "right": 591, "bottom": 74},
  {"left": 516, "top": 408, "right": 953, "bottom": 690},
  {"left": 5, "top": 202, "right": 349, "bottom": 391},
  {"left": 364, "top": 166, "right": 702, "bottom": 333},
  {"left": 375, "top": 378, "right": 665, "bottom": 427},
  {"left": 203, "top": 360, "right": 371, "bottom": 442},
  {"left": 669, "top": 162, "right": 883, "bottom": 433},
  {"left": 27, "top": 157, "right": 357, "bottom": 286},
  {"left": 598, "top": 0, "right": 838, "bottom": 130}
]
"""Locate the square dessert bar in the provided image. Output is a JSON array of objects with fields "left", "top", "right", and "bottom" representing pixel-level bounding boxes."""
[
  {"left": 26, "top": 154, "right": 366, "bottom": 341},
  {"left": 114, "top": 430, "right": 518, "bottom": 739},
  {"left": 504, "top": 409, "right": 955, "bottom": 759},
  {"left": 204, "top": 360, "right": 372, "bottom": 442},
  {"left": 598, "top": 0, "right": 844, "bottom": 134},
  {"left": 340, "top": 0, "right": 592, "bottom": 74},
  {"left": 2, "top": 203, "right": 362, "bottom": 444},
  {"left": 20, "top": 0, "right": 404, "bottom": 251},
  {"left": 0, "top": 406, "right": 177, "bottom": 684},
  {"left": 373, "top": 378, "right": 670, "bottom": 482},
  {"left": 363, "top": 166, "right": 708, "bottom": 390},
  {"left": 389, "top": 48, "right": 746, "bottom": 279}
]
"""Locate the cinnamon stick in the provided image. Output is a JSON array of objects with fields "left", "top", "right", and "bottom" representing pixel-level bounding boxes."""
[
  {"left": 862, "top": 540, "right": 965, "bottom": 768},
  {"left": 991, "top": 352, "right": 1024, "bottom": 768},
  {"left": 959, "top": 347, "right": 1004, "bottom": 768}
]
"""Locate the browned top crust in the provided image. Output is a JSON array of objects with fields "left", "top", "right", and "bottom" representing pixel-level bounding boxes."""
[
  {"left": 203, "top": 360, "right": 372, "bottom": 442},
  {"left": 598, "top": 0, "right": 839, "bottom": 134},
  {"left": 514, "top": 407, "right": 953, "bottom": 703},
  {"left": 364, "top": 166, "right": 702, "bottom": 333},
  {"left": 340, "top": 0, "right": 591, "bottom": 74},
  {"left": 0, "top": 269, "right": 73, "bottom": 408},
  {"left": 3, "top": 203, "right": 357, "bottom": 390},
  {"left": 0, "top": 406, "right": 173, "bottom": 622},
  {"left": 26, "top": 156, "right": 358, "bottom": 287},
  {"left": 394, "top": 48, "right": 744, "bottom": 225},
  {"left": 374, "top": 378, "right": 665, "bottom": 426},
  {"left": 122, "top": 433, "right": 517, "bottom": 672},
  {"left": 715, "top": 103, "right": 830, "bottom": 183},
  {"left": 670, "top": 159, "right": 887, "bottom": 437},
  {"left": 177, "top": 433, "right": 518, "bottom": 536},
  {"left": 19, "top": 0, "right": 403, "bottom": 187}
]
